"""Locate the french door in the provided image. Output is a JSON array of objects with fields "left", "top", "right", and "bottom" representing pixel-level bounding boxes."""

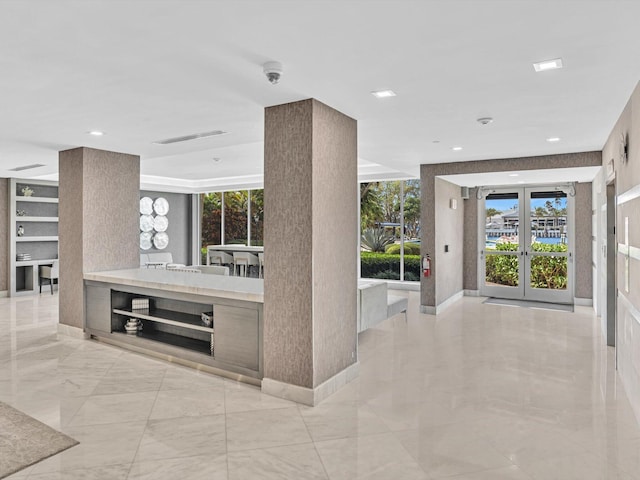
[{"left": 479, "top": 185, "right": 574, "bottom": 304}]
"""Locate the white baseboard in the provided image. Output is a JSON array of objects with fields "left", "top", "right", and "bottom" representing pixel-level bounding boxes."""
[
  {"left": 464, "top": 289, "right": 480, "bottom": 297},
  {"left": 0, "top": 291, "right": 8, "bottom": 298},
  {"left": 574, "top": 297, "right": 593, "bottom": 307},
  {"left": 262, "top": 362, "right": 359, "bottom": 406},
  {"left": 420, "top": 290, "right": 464, "bottom": 315},
  {"left": 57, "top": 323, "right": 90, "bottom": 339}
]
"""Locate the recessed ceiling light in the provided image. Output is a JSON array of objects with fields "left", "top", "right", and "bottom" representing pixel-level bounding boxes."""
[
  {"left": 546, "top": 137, "right": 561, "bottom": 142},
  {"left": 533, "top": 58, "right": 563, "bottom": 72},
  {"left": 371, "top": 90, "right": 396, "bottom": 98},
  {"left": 452, "top": 146, "right": 463, "bottom": 151},
  {"left": 508, "top": 173, "right": 519, "bottom": 177},
  {"left": 88, "top": 131, "right": 104, "bottom": 136}
]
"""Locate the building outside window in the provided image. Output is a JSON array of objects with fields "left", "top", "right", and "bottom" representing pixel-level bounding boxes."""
[
  {"left": 200, "top": 189, "right": 264, "bottom": 261},
  {"left": 360, "top": 180, "right": 421, "bottom": 282}
]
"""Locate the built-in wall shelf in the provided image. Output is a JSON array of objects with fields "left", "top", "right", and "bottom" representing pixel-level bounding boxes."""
[
  {"left": 9, "top": 179, "right": 59, "bottom": 297},
  {"left": 16, "top": 236, "right": 59, "bottom": 242},
  {"left": 16, "top": 196, "right": 58, "bottom": 203},
  {"left": 113, "top": 307, "right": 214, "bottom": 333},
  {"left": 16, "top": 216, "right": 59, "bottom": 222}
]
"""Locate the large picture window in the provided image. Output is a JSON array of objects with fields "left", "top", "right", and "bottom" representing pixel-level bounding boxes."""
[
  {"left": 200, "top": 189, "right": 264, "bottom": 260},
  {"left": 360, "top": 180, "right": 421, "bottom": 282}
]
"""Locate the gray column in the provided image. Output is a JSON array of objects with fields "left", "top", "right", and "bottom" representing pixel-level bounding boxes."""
[
  {"left": 0, "top": 179, "right": 7, "bottom": 293},
  {"left": 263, "top": 99, "right": 358, "bottom": 405},
  {"left": 59, "top": 147, "right": 139, "bottom": 329}
]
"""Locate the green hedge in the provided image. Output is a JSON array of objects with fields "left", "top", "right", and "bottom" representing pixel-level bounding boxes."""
[
  {"left": 385, "top": 242, "right": 420, "bottom": 255},
  {"left": 361, "top": 252, "right": 421, "bottom": 281},
  {"left": 485, "top": 242, "right": 568, "bottom": 288}
]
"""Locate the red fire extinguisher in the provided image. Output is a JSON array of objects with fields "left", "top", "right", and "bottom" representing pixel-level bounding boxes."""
[{"left": 422, "top": 254, "right": 431, "bottom": 277}]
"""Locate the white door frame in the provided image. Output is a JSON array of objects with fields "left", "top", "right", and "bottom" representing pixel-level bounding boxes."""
[{"left": 479, "top": 184, "right": 575, "bottom": 304}]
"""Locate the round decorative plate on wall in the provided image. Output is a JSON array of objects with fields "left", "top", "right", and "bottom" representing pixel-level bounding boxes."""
[
  {"left": 153, "top": 232, "right": 169, "bottom": 249},
  {"left": 153, "top": 215, "right": 169, "bottom": 232},
  {"left": 153, "top": 197, "right": 169, "bottom": 215},
  {"left": 140, "top": 232, "right": 153, "bottom": 250},
  {"left": 139, "top": 214, "right": 154, "bottom": 232},
  {"left": 140, "top": 197, "right": 153, "bottom": 215}
]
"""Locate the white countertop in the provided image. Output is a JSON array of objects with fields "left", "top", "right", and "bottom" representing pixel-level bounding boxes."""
[{"left": 84, "top": 268, "right": 264, "bottom": 303}]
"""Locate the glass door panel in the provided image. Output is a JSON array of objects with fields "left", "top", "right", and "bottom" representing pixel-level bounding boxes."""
[
  {"left": 524, "top": 188, "right": 572, "bottom": 303},
  {"left": 481, "top": 190, "right": 524, "bottom": 299}
]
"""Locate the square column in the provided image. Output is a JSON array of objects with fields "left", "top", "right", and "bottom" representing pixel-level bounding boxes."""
[
  {"left": 262, "top": 99, "right": 358, "bottom": 405},
  {"left": 59, "top": 147, "right": 140, "bottom": 330}
]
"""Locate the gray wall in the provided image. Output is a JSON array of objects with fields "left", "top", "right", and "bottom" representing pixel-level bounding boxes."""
[
  {"left": 59, "top": 147, "right": 140, "bottom": 329},
  {"left": 140, "top": 190, "right": 192, "bottom": 266},
  {"left": 421, "top": 151, "right": 601, "bottom": 308},
  {"left": 599, "top": 81, "right": 640, "bottom": 424},
  {"left": 463, "top": 188, "right": 479, "bottom": 291},
  {"left": 435, "top": 178, "right": 464, "bottom": 304},
  {"left": 264, "top": 99, "right": 357, "bottom": 389},
  {"left": 0, "top": 178, "right": 6, "bottom": 292},
  {"left": 574, "top": 183, "right": 593, "bottom": 299}
]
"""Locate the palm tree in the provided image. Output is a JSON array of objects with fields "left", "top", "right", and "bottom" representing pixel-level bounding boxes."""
[
  {"left": 533, "top": 206, "right": 547, "bottom": 237},
  {"left": 485, "top": 208, "right": 502, "bottom": 225},
  {"left": 360, "top": 182, "right": 383, "bottom": 230}
]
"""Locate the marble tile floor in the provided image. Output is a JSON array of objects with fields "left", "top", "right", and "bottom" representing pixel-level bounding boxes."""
[{"left": 1, "top": 292, "right": 639, "bottom": 479}]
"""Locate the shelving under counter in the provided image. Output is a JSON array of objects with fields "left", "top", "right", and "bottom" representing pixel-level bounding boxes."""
[{"left": 84, "top": 268, "right": 264, "bottom": 384}]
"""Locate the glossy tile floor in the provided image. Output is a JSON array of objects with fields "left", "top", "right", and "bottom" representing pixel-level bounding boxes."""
[{"left": 2, "top": 292, "right": 640, "bottom": 479}]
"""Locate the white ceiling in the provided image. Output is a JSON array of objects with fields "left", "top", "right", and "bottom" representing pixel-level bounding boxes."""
[
  {"left": 440, "top": 166, "right": 602, "bottom": 188},
  {"left": 1, "top": 1, "right": 638, "bottom": 191}
]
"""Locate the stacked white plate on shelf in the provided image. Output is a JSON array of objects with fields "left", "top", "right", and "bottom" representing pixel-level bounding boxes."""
[{"left": 16, "top": 253, "right": 31, "bottom": 261}]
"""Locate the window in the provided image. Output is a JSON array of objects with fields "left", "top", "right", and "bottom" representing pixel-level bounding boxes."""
[
  {"left": 200, "top": 192, "right": 222, "bottom": 262},
  {"left": 250, "top": 189, "right": 264, "bottom": 246},
  {"left": 200, "top": 189, "right": 264, "bottom": 254},
  {"left": 224, "top": 191, "right": 248, "bottom": 245},
  {"left": 360, "top": 180, "right": 421, "bottom": 282}
]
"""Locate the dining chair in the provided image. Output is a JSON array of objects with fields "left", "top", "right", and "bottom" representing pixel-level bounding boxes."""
[
  {"left": 258, "top": 252, "right": 264, "bottom": 278},
  {"left": 39, "top": 260, "right": 59, "bottom": 295},
  {"left": 171, "top": 267, "right": 202, "bottom": 273},
  {"left": 233, "top": 252, "right": 259, "bottom": 277},
  {"left": 197, "top": 265, "right": 230, "bottom": 276},
  {"left": 207, "top": 249, "right": 234, "bottom": 268}
]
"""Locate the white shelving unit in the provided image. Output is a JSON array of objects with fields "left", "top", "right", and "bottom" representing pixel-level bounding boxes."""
[{"left": 9, "top": 179, "right": 59, "bottom": 296}]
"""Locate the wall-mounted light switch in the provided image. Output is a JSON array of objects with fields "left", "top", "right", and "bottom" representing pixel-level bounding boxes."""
[{"left": 444, "top": 245, "right": 449, "bottom": 253}]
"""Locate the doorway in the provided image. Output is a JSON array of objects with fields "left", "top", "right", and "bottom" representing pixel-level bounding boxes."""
[{"left": 479, "top": 185, "right": 575, "bottom": 304}]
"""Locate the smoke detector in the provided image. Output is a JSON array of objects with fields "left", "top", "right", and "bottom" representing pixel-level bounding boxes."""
[
  {"left": 477, "top": 117, "right": 493, "bottom": 125},
  {"left": 263, "top": 61, "right": 283, "bottom": 85}
]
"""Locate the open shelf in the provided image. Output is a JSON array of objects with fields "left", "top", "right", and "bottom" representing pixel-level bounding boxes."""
[
  {"left": 16, "top": 196, "right": 58, "bottom": 203},
  {"left": 113, "top": 307, "right": 213, "bottom": 333},
  {"left": 113, "top": 330, "right": 212, "bottom": 356},
  {"left": 16, "top": 236, "right": 59, "bottom": 242}
]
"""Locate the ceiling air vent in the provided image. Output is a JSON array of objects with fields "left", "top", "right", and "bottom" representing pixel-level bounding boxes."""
[
  {"left": 9, "top": 163, "right": 45, "bottom": 172},
  {"left": 153, "top": 130, "right": 228, "bottom": 145}
]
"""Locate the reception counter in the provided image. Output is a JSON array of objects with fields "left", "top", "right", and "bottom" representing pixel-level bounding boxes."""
[{"left": 84, "top": 268, "right": 264, "bottom": 384}]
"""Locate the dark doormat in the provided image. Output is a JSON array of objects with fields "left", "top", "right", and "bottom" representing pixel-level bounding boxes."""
[{"left": 483, "top": 297, "right": 574, "bottom": 312}]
